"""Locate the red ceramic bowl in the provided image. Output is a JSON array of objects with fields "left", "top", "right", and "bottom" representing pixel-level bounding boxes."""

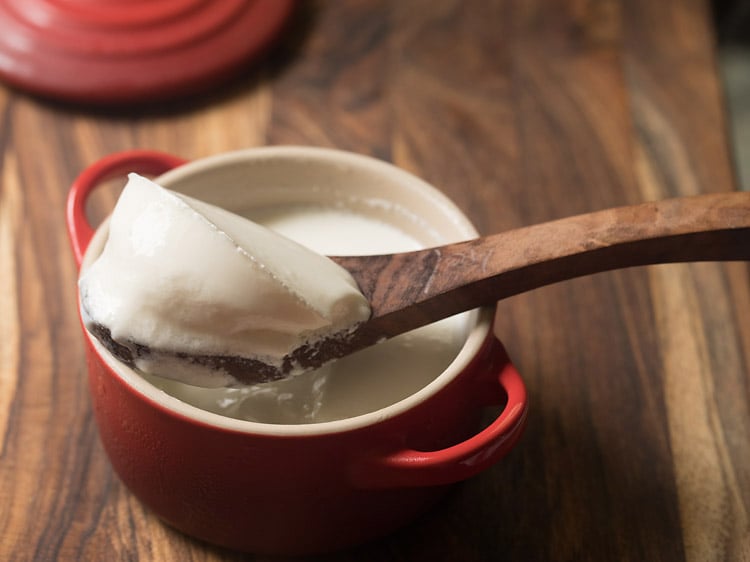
[{"left": 66, "top": 147, "right": 528, "bottom": 555}]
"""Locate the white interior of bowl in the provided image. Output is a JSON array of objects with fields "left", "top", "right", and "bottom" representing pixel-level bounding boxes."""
[{"left": 81, "top": 146, "right": 493, "bottom": 436}]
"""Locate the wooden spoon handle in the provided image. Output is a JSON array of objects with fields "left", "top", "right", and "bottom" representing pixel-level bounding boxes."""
[{"left": 334, "top": 192, "right": 750, "bottom": 337}]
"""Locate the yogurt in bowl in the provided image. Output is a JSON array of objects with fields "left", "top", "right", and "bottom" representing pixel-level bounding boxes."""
[
  {"left": 67, "top": 146, "right": 528, "bottom": 555},
  {"left": 140, "top": 195, "right": 471, "bottom": 424}
]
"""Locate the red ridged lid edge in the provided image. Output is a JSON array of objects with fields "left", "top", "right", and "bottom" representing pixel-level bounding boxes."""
[{"left": 0, "top": 0, "right": 294, "bottom": 104}]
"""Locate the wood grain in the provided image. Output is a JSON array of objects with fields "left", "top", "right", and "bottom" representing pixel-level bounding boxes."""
[
  {"left": 337, "top": 192, "right": 750, "bottom": 335},
  {"left": 0, "top": 0, "right": 748, "bottom": 560}
]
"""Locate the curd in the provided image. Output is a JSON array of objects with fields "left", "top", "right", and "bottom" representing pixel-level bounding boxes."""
[
  {"left": 78, "top": 174, "right": 371, "bottom": 387},
  {"left": 142, "top": 203, "right": 468, "bottom": 424}
]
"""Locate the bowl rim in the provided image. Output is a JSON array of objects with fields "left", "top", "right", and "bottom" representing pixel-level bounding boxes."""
[{"left": 81, "top": 146, "right": 496, "bottom": 437}]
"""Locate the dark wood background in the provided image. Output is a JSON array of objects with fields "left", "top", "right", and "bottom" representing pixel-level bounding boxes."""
[{"left": 2, "top": 1, "right": 749, "bottom": 560}]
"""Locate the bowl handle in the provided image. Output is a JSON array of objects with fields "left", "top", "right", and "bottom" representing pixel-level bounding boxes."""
[
  {"left": 66, "top": 150, "right": 187, "bottom": 267},
  {"left": 350, "top": 338, "right": 528, "bottom": 489}
]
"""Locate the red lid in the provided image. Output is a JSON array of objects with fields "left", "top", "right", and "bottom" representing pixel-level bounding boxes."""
[{"left": 0, "top": 0, "right": 294, "bottom": 104}]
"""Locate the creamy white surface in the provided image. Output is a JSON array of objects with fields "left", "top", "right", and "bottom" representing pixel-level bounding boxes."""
[
  {"left": 78, "top": 174, "right": 371, "bottom": 387},
  {"left": 142, "top": 205, "right": 468, "bottom": 424}
]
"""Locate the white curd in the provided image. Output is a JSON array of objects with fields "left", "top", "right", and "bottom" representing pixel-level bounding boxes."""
[
  {"left": 78, "top": 174, "right": 371, "bottom": 387},
  {"left": 142, "top": 203, "right": 469, "bottom": 424}
]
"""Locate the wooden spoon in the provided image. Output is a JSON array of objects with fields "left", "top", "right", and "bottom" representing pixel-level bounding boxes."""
[{"left": 92, "top": 192, "right": 750, "bottom": 385}]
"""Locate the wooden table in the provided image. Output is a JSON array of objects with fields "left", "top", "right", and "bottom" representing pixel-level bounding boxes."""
[{"left": 2, "top": 1, "right": 748, "bottom": 560}]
